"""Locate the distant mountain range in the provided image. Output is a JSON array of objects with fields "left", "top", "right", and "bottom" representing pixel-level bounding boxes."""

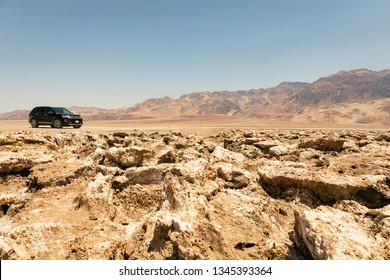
[{"left": 2, "top": 69, "right": 390, "bottom": 125}]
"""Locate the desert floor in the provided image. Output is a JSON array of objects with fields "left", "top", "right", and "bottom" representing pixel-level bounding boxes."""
[
  {"left": 1, "top": 116, "right": 389, "bottom": 135},
  {"left": 1, "top": 118, "right": 389, "bottom": 260}
]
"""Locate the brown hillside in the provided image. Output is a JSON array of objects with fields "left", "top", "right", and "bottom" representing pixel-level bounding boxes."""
[{"left": 1, "top": 69, "right": 389, "bottom": 125}]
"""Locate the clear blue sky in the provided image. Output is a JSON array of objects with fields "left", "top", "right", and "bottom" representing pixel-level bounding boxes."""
[{"left": 0, "top": 0, "right": 389, "bottom": 112}]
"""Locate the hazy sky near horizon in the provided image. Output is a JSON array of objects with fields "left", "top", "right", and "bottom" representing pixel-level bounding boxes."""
[{"left": 1, "top": 0, "right": 390, "bottom": 112}]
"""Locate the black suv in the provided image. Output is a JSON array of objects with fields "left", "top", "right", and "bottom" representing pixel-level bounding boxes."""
[{"left": 28, "top": 106, "right": 83, "bottom": 129}]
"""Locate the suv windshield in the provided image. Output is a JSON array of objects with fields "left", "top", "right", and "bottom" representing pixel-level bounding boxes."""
[{"left": 53, "top": 107, "right": 72, "bottom": 114}]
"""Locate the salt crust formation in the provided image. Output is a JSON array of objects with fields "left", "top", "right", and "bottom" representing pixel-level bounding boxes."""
[{"left": 0, "top": 129, "right": 389, "bottom": 259}]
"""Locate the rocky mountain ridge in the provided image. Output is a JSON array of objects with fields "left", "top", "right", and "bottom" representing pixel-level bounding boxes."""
[
  {"left": 283, "top": 69, "right": 390, "bottom": 110},
  {"left": 1, "top": 69, "right": 390, "bottom": 125}
]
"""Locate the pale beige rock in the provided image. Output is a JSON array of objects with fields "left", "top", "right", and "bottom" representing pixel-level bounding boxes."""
[
  {"left": 106, "top": 146, "right": 151, "bottom": 168},
  {"left": 299, "top": 137, "right": 345, "bottom": 152},
  {"left": 253, "top": 140, "right": 283, "bottom": 149},
  {"left": 293, "top": 206, "right": 388, "bottom": 259},
  {"left": 0, "top": 236, "right": 15, "bottom": 260},
  {"left": 125, "top": 166, "right": 164, "bottom": 185},
  {"left": 0, "top": 152, "right": 52, "bottom": 175},
  {"left": 258, "top": 159, "right": 389, "bottom": 207},
  {"left": 28, "top": 160, "right": 88, "bottom": 188},
  {"left": 211, "top": 146, "right": 246, "bottom": 164},
  {"left": 0, "top": 129, "right": 389, "bottom": 260},
  {"left": 269, "top": 144, "right": 293, "bottom": 157},
  {"left": 215, "top": 163, "right": 253, "bottom": 189}
]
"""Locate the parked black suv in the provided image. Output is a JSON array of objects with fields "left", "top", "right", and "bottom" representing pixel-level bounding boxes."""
[{"left": 28, "top": 106, "right": 83, "bottom": 129}]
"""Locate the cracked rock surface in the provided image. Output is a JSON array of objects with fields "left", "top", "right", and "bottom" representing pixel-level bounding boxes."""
[{"left": 0, "top": 129, "right": 389, "bottom": 259}]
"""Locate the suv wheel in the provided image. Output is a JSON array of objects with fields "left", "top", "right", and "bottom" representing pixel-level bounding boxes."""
[
  {"left": 31, "top": 119, "right": 39, "bottom": 128},
  {"left": 73, "top": 126, "right": 81, "bottom": 129},
  {"left": 53, "top": 119, "right": 63, "bottom": 128}
]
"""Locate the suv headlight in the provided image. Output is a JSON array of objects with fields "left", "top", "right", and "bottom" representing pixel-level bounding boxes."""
[{"left": 62, "top": 115, "right": 70, "bottom": 119}]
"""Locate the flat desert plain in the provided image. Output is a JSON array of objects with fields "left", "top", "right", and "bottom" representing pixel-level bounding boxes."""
[
  {"left": 1, "top": 115, "right": 389, "bottom": 134},
  {"left": 0, "top": 117, "right": 389, "bottom": 260}
]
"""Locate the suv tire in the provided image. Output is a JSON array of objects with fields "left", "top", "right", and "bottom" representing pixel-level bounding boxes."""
[
  {"left": 31, "top": 119, "right": 39, "bottom": 128},
  {"left": 53, "top": 119, "right": 63, "bottom": 128}
]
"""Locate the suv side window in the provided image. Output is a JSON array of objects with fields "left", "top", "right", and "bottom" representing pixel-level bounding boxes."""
[{"left": 35, "top": 107, "right": 45, "bottom": 114}]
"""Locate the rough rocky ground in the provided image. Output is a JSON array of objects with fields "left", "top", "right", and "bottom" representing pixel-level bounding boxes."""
[{"left": 0, "top": 129, "right": 389, "bottom": 260}]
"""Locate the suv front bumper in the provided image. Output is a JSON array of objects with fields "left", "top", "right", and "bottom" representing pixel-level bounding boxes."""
[{"left": 63, "top": 119, "right": 83, "bottom": 126}]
